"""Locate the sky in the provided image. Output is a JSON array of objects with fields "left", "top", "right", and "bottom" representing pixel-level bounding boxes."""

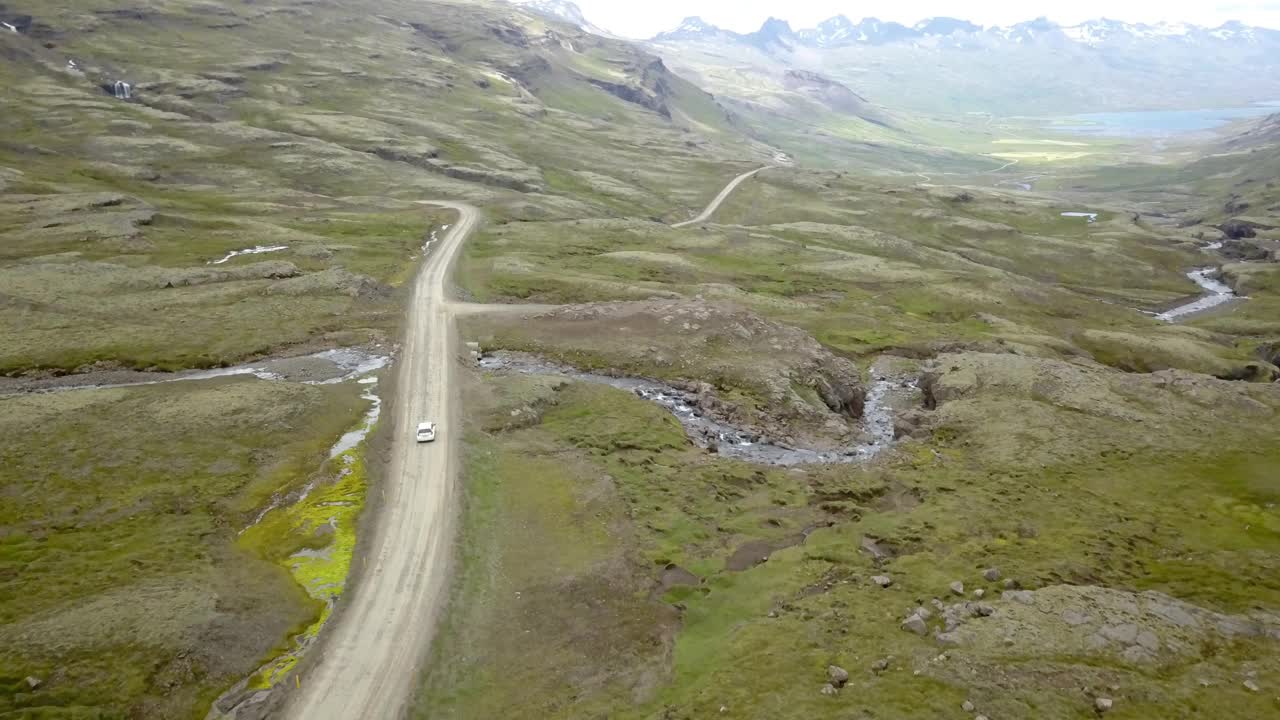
[{"left": 566, "top": 0, "right": 1280, "bottom": 38}]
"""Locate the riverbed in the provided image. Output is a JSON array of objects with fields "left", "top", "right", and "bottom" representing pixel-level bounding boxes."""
[
  {"left": 0, "top": 347, "right": 390, "bottom": 396},
  {"left": 479, "top": 351, "right": 918, "bottom": 466}
]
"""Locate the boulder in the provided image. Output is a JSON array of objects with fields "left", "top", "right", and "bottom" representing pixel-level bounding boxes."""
[
  {"left": 24, "top": 676, "right": 41, "bottom": 690},
  {"left": 1095, "top": 697, "right": 1114, "bottom": 713},
  {"left": 827, "top": 665, "right": 849, "bottom": 687},
  {"left": 962, "top": 700, "right": 975, "bottom": 712},
  {"left": 1003, "top": 590, "right": 1035, "bottom": 605},
  {"left": 983, "top": 567, "right": 1001, "bottom": 582},
  {"left": 820, "top": 683, "right": 839, "bottom": 696},
  {"left": 872, "top": 575, "right": 893, "bottom": 588},
  {"left": 950, "top": 581, "right": 965, "bottom": 596},
  {"left": 902, "top": 614, "right": 928, "bottom": 635},
  {"left": 871, "top": 658, "right": 889, "bottom": 673}
]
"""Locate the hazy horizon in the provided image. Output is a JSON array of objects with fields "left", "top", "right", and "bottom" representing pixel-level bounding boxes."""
[{"left": 561, "top": 0, "right": 1280, "bottom": 38}]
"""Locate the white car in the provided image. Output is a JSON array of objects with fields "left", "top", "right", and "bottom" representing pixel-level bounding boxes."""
[{"left": 416, "top": 422, "right": 437, "bottom": 443}]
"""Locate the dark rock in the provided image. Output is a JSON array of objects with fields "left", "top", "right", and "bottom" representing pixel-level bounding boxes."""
[
  {"left": 1220, "top": 239, "right": 1272, "bottom": 261},
  {"left": 1220, "top": 219, "right": 1258, "bottom": 239},
  {"left": 658, "top": 564, "right": 701, "bottom": 593}
]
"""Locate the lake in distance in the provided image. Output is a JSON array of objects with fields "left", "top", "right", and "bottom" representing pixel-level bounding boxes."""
[{"left": 1051, "top": 103, "right": 1280, "bottom": 136}]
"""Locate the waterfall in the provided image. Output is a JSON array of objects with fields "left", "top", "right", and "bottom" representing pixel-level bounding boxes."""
[{"left": 113, "top": 81, "right": 132, "bottom": 100}]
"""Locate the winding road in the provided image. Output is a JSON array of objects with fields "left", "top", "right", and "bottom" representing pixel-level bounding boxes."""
[
  {"left": 282, "top": 167, "right": 766, "bottom": 719},
  {"left": 672, "top": 167, "right": 767, "bottom": 228}
]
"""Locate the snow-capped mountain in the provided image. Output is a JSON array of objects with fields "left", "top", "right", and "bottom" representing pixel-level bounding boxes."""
[
  {"left": 513, "top": 0, "right": 612, "bottom": 37},
  {"left": 651, "top": 14, "right": 1278, "bottom": 50},
  {"left": 653, "top": 16, "right": 735, "bottom": 42},
  {"left": 796, "top": 16, "right": 919, "bottom": 46},
  {"left": 747, "top": 17, "right": 798, "bottom": 51},
  {"left": 796, "top": 15, "right": 857, "bottom": 47},
  {"left": 914, "top": 17, "right": 982, "bottom": 37}
]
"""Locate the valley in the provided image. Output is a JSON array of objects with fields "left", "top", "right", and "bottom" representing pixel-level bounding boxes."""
[{"left": 1, "top": 1, "right": 1279, "bottom": 719}]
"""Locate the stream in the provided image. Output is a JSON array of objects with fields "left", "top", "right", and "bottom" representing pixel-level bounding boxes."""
[
  {"left": 1156, "top": 267, "right": 1240, "bottom": 322},
  {"left": 479, "top": 351, "right": 915, "bottom": 466},
  {"left": 208, "top": 244, "right": 289, "bottom": 265},
  {"left": 3, "top": 347, "right": 390, "bottom": 396}
]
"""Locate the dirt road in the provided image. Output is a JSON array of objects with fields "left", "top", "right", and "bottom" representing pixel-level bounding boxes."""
[
  {"left": 281, "top": 201, "right": 479, "bottom": 720},
  {"left": 672, "top": 166, "right": 768, "bottom": 228}
]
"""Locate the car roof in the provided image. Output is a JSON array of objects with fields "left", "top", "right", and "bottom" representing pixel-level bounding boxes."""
[{"left": 418, "top": 422, "right": 435, "bottom": 429}]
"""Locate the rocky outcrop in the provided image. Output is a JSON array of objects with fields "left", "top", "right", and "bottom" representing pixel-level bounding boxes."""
[
  {"left": 933, "top": 585, "right": 1280, "bottom": 664},
  {"left": 585, "top": 59, "right": 675, "bottom": 119},
  {"left": 1219, "top": 238, "right": 1274, "bottom": 262},
  {"left": 782, "top": 69, "right": 888, "bottom": 125},
  {"left": 265, "top": 268, "right": 386, "bottom": 299},
  {"left": 1220, "top": 219, "right": 1258, "bottom": 239}
]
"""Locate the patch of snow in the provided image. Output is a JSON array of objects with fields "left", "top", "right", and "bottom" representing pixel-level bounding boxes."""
[
  {"left": 1062, "top": 211, "right": 1099, "bottom": 223},
  {"left": 209, "top": 244, "right": 289, "bottom": 265},
  {"left": 2, "top": 22, "right": 17, "bottom": 33}
]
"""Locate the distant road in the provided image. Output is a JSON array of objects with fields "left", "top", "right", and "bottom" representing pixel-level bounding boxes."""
[
  {"left": 672, "top": 167, "right": 768, "bottom": 228},
  {"left": 281, "top": 201, "right": 479, "bottom": 720}
]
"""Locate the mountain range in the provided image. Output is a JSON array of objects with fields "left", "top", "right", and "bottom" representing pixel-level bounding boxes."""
[
  {"left": 647, "top": 13, "right": 1280, "bottom": 115},
  {"left": 513, "top": 2, "right": 1280, "bottom": 115},
  {"left": 652, "top": 14, "right": 1279, "bottom": 49}
]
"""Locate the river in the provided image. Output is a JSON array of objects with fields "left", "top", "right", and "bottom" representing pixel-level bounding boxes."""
[{"left": 479, "top": 351, "right": 917, "bottom": 466}]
